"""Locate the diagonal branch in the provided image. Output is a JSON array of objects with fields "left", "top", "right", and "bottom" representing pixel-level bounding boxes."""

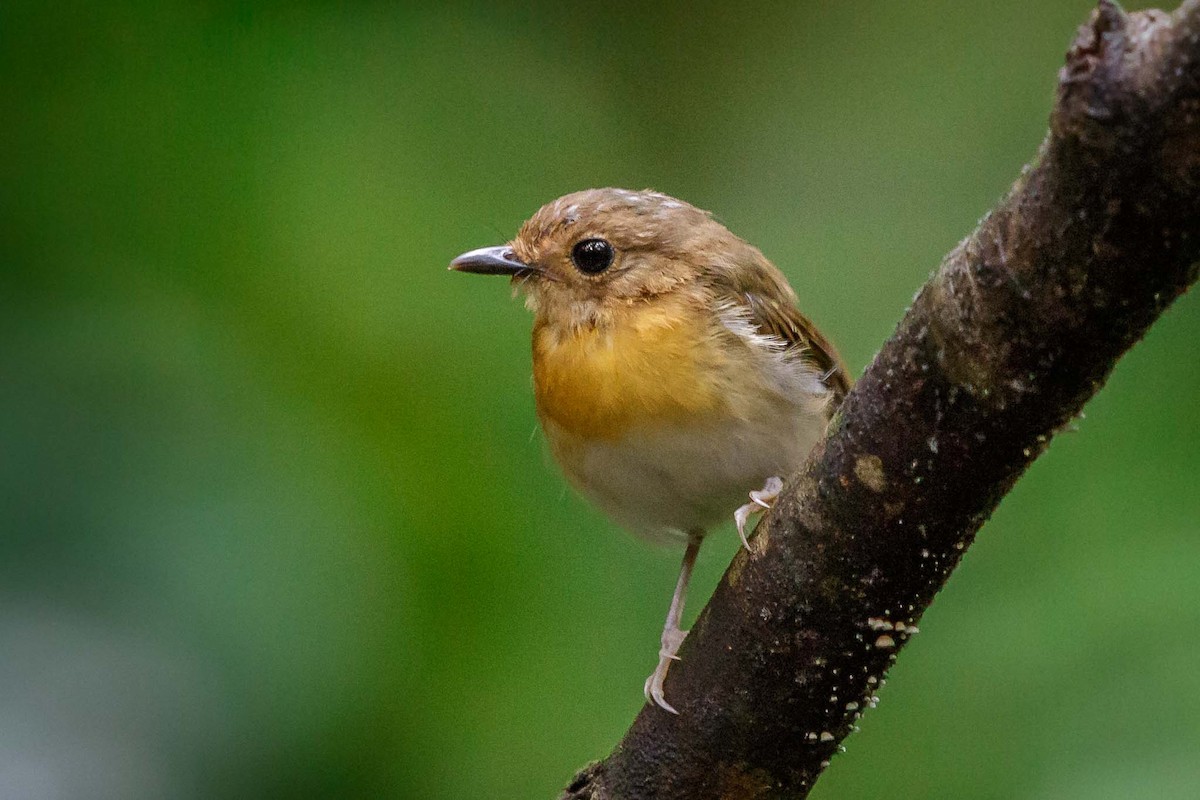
[{"left": 560, "top": 2, "right": 1200, "bottom": 798}]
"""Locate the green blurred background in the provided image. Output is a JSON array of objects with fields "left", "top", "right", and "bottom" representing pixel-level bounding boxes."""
[{"left": 3, "top": 1, "right": 1198, "bottom": 798}]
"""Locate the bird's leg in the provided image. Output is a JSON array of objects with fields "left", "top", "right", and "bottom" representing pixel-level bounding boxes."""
[
  {"left": 734, "top": 476, "right": 783, "bottom": 551},
  {"left": 644, "top": 533, "right": 703, "bottom": 714}
]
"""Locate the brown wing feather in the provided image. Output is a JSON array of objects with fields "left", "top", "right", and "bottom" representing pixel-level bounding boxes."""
[
  {"left": 704, "top": 246, "right": 852, "bottom": 406},
  {"left": 739, "top": 290, "right": 852, "bottom": 405}
]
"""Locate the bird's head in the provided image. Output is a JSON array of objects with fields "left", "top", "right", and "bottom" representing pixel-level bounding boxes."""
[{"left": 450, "top": 188, "right": 765, "bottom": 329}]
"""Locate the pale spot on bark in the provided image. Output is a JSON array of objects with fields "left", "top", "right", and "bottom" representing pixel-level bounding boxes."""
[{"left": 854, "top": 455, "right": 887, "bottom": 492}]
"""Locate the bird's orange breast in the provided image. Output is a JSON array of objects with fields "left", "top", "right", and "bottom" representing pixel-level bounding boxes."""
[{"left": 532, "top": 302, "right": 729, "bottom": 441}]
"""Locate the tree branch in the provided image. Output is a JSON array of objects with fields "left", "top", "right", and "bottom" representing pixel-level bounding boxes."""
[{"left": 559, "top": 2, "right": 1200, "bottom": 798}]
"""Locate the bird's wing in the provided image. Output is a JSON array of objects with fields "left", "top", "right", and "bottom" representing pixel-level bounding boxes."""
[
  {"left": 737, "top": 290, "right": 851, "bottom": 404},
  {"left": 709, "top": 258, "right": 852, "bottom": 405}
]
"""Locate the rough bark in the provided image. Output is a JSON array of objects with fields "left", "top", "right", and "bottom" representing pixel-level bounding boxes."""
[{"left": 560, "top": 2, "right": 1200, "bottom": 798}]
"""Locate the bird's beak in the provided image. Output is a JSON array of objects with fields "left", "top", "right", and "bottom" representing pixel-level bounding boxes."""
[{"left": 449, "top": 245, "right": 533, "bottom": 277}]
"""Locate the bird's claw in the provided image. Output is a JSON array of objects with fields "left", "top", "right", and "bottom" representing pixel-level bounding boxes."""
[
  {"left": 644, "top": 626, "right": 688, "bottom": 714},
  {"left": 734, "top": 476, "right": 783, "bottom": 550},
  {"left": 644, "top": 669, "right": 678, "bottom": 714}
]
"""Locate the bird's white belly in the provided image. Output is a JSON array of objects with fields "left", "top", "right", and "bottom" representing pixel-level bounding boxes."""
[{"left": 553, "top": 408, "right": 826, "bottom": 545}]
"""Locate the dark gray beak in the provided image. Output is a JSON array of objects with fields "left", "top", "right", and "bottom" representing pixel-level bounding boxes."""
[{"left": 449, "top": 245, "right": 532, "bottom": 277}]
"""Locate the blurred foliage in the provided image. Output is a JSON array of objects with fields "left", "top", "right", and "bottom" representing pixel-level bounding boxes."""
[{"left": 2, "top": 1, "right": 1198, "bottom": 798}]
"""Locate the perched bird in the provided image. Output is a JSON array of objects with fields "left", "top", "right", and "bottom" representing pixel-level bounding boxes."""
[{"left": 451, "top": 188, "right": 849, "bottom": 713}]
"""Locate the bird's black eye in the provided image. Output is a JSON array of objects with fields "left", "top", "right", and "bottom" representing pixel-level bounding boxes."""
[{"left": 570, "top": 238, "right": 615, "bottom": 274}]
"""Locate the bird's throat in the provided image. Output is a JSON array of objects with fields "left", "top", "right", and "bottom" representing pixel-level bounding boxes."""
[{"left": 532, "top": 302, "right": 728, "bottom": 441}]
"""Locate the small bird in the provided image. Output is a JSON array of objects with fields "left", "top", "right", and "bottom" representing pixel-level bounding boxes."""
[{"left": 451, "top": 188, "right": 849, "bottom": 713}]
